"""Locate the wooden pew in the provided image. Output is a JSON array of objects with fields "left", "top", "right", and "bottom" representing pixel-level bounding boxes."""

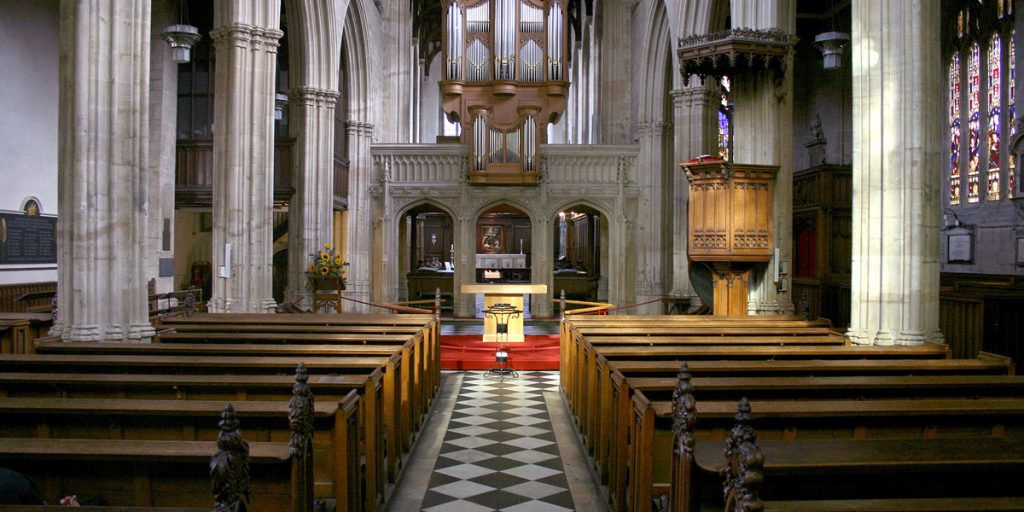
[
  {"left": 158, "top": 314, "right": 439, "bottom": 421},
  {"left": 154, "top": 331, "right": 429, "bottom": 423},
  {"left": 0, "top": 366, "right": 388, "bottom": 512},
  {"left": 0, "top": 394, "right": 359, "bottom": 509},
  {"left": 31, "top": 341, "right": 421, "bottom": 485},
  {"left": 0, "top": 312, "right": 53, "bottom": 354},
  {"left": 695, "top": 398, "right": 1024, "bottom": 512},
  {"left": 0, "top": 403, "right": 313, "bottom": 512},
  {"left": 623, "top": 368, "right": 1024, "bottom": 512},
  {"left": 572, "top": 342, "right": 949, "bottom": 467},
  {"left": 560, "top": 316, "right": 845, "bottom": 398},
  {"left": 587, "top": 355, "right": 1015, "bottom": 492},
  {"left": 656, "top": 372, "right": 1024, "bottom": 512}
]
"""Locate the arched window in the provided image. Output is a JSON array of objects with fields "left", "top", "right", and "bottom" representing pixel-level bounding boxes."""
[
  {"left": 718, "top": 76, "right": 732, "bottom": 161},
  {"left": 950, "top": 54, "right": 962, "bottom": 205},
  {"left": 946, "top": 0, "right": 1015, "bottom": 206}
]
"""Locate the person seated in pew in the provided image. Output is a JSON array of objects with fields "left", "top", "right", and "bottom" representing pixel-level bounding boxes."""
[
  {"left": 0, "top": 468, "right": 42, "bottom": 505},
  {"left": 0, "top": 467, "right": 105, "bottom": 507}
]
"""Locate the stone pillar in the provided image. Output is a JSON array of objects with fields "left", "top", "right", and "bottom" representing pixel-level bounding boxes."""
[
  {"left": 208, "top": 3, "right": 282, "bottom": 313},
  {"left": 285, "top": 87, "right": 339, "bottom": 306},
  {"left": 595, "top": 0, "right": 635, "bottom": 145},
  {"left": 53, "top": 0, "right": 155, "bottom": 342},
  {"left": 147, "top": 0, "right": 178, "bottom": 295},
  {"left": 847, "top": 0, "right": 943, "bottom": 345},
  {"left": 453, "top": 212, "right": 475, "bottom": 318},
  {"left": 380, "top": 0, "right": 414, "bottom": 143},
  {"left": 634, "top": 121, "right": 673, "bottom": 313},
  {"left": 730, "top": 0, "right": 795, "bottom": 315},
  {"left": 670, "top": 84, "right": 718, "bottom": 305},
  {"left": 345, "top": 120, "right": 375, "bottom": 312}
]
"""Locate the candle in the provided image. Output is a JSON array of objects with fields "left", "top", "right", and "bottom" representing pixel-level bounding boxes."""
[{"left": 520, "top": 239, "right": 523, "bottom": 254}]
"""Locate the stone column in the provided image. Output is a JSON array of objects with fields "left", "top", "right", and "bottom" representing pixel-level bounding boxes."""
[
  {"left": 730, "top": 0, "right": 796, "bottom": 315},
  {"left": 847, "top": 0, "right": 943, "bottom": 346},
  {"left": 345, "top": 120, "right": 375, "bottom": 312},
  {"left": 147, "top": 0, "right": 178, "bottom": 295},
  {"left": 208, "top": 3, "right": 282, "bottom": 313},
  {"left": 595, "top": 0, "right": 635, "bottom": 145},
  {"left": 53, "top": 0, "right": 155, "bottom": 342},
  {"left": 634, "top": 121, "right": 673, "bottom": 314},
  {"left": 670, "top": 84, "right": 718, "bottom": 305},
  {"left": 380, "top": 0, "right": 414, "bottom": 143},
  {"left": 453, "top": 212, "right": 475, "bottom": 318},
  {"left": 285, "top": 87, "right": 340, "bottom": 306}
]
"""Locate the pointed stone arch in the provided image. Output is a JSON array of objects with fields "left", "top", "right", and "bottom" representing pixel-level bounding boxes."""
[{"left": 339, "top": 0, "right": 385, "bottom": 310}]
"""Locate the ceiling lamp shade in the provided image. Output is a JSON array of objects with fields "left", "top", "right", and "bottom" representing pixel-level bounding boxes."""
[
  {"left": 162, "top": 24, "right": 201, "bottom": 64},
  {"left": 814, "top": 31, "right": 849, "bottom": 69}
]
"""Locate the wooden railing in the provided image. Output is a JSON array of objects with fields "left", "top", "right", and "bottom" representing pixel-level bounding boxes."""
[
  {"left": 551, "top": 293, "right": 614, "bottom": 316},
  {"left": 175, "top": 139, "right": 295, "bottom": 207}
]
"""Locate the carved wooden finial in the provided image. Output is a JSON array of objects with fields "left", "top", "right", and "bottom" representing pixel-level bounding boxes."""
[
  {"left": 722, "top": 398, "right": 764, "bottom": 512},
  {"left": 672, "top": 362, "right": 697, "bottom": 456},
  {"left": 434, "top": 288, "right": 442, "bottom": 320},
  {"left": 211, "top": 403, "right": 250, "bottom": 512},
  {"left": 559, "top": 290, "right": 566, "bottom": 320},
  {"left": 289, "top": 363, "right": 315, "bottom": 457}
]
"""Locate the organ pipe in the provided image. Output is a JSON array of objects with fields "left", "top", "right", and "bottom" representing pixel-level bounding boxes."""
[
  {"left": 547, "top": 2, "right": 562, "bottom": 80},
  {"left": 441, "top": 1, "right": 569, "bottom": 179}
]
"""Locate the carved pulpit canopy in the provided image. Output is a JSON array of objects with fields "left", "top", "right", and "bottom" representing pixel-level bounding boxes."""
[{"left": 677, "top": 28, "right": 797, "bottom": 86}]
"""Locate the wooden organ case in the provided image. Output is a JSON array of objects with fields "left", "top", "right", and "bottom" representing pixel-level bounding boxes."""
[
  {"left": 440, "top": 0, "right": 569, "bottom": 185},
  {"left": 683, "top": 161, "right": 778, "bottom": 315}
]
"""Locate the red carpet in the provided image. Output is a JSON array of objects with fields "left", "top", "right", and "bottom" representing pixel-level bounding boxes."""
[{"left": 441, "top": 334, "right": 561, "bottom": 370}]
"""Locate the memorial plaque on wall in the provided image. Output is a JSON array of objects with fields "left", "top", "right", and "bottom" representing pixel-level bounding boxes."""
[{"left": 0, "top": 213, "right": 57, "bottom": 264}]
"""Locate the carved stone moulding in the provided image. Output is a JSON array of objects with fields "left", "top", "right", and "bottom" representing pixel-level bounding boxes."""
[{"left": 677, "top": 28, "right": 797, "bottom": 86}]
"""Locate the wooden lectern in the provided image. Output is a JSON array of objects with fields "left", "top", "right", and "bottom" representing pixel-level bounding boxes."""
[
  {"left": 460, "top": 284, "right": 548, "bottom": 342},
  {"left": 683, "top": 161, "right": 778, "bottom": 315}
]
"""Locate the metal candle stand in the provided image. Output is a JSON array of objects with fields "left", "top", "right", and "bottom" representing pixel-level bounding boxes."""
[{"left": 483, "top": 302, "right": 522, "bottom": 381}]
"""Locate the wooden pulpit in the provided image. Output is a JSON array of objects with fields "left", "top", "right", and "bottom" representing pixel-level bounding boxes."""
[{"left": 683, "top": 161, "right": 778, "bottom": 315}]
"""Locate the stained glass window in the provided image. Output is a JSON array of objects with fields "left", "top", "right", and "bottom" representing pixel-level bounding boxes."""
[
  {"left": 718, "top": 76, "right": 731, "bottom": 161},
  {"left": 968, "top": 42, "right": 981, "bottom": 203},
  {"left": 1011, "top": 31, "right": 1017, "bottom": 197},
  {"left": 950, "top": 54, "right": 962, "bottom": 205},
  {"left": 988, "top": 34, "right": 1001, "bottom": 200}
]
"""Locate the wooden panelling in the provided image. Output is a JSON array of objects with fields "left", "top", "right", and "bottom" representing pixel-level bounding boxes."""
[
  {"left": 940, "top": 294, "right": 984, "bottom": 359},
  {"left": 792, "top": 164, "right": 852, "bottom": 328},
  {"left": 0, "top": 282, "right": 56, "bottom": 313},
  {"left": 175, "top": 139, "right": 295, "bottom": 208}
]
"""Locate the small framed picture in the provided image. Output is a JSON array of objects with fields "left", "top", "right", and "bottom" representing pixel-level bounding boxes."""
[{"left": 947, "top": 232, "right": 973, "bottom": 264}]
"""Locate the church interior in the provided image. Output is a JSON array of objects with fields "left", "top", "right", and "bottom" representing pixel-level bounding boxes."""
[{"left": 2, "top": 0, "right": 1024, "bottom": 510}]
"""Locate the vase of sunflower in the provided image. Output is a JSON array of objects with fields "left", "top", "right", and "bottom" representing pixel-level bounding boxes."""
[{"left": 307, "top": 243, "right": 348, "bottom": 292}]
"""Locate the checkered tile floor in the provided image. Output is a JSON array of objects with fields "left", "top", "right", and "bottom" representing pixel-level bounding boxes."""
[{"left": 420, "top": 371, "right": 574, "bottom": 512}]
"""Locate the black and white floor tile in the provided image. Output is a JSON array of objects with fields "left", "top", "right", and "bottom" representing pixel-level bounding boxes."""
[{"left": 420, "top": 371, "right": 573, "bottom": 512}]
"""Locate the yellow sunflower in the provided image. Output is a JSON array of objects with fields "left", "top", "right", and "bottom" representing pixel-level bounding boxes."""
[
  {"left": 320, "top": 252, "right": 330, "bottom": 262},
  {"left": 334, "top": 255, "right": 343, "bottom": 264},
  {"left": 320, "top": 266, "right": 329, "bottom": 275},
  {"left": 324, "top": 243, "right": 333, "bottom": 250}
]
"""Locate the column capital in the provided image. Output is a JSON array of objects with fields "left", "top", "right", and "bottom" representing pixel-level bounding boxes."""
[
  {"left": 210, "top": 24, "right": 283, "bottom": 50},
  {"left": 671, "top": 84, "right": 718, "bottom": 109},
  {"left": 292, "top": 86, "right": 341, "bottom": 108},
  {"left": 636, "top": 121, "right": 671, "bottom": 137},
  {"left": 345, "top": 120, "right": 375, "bottom": 136}
]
